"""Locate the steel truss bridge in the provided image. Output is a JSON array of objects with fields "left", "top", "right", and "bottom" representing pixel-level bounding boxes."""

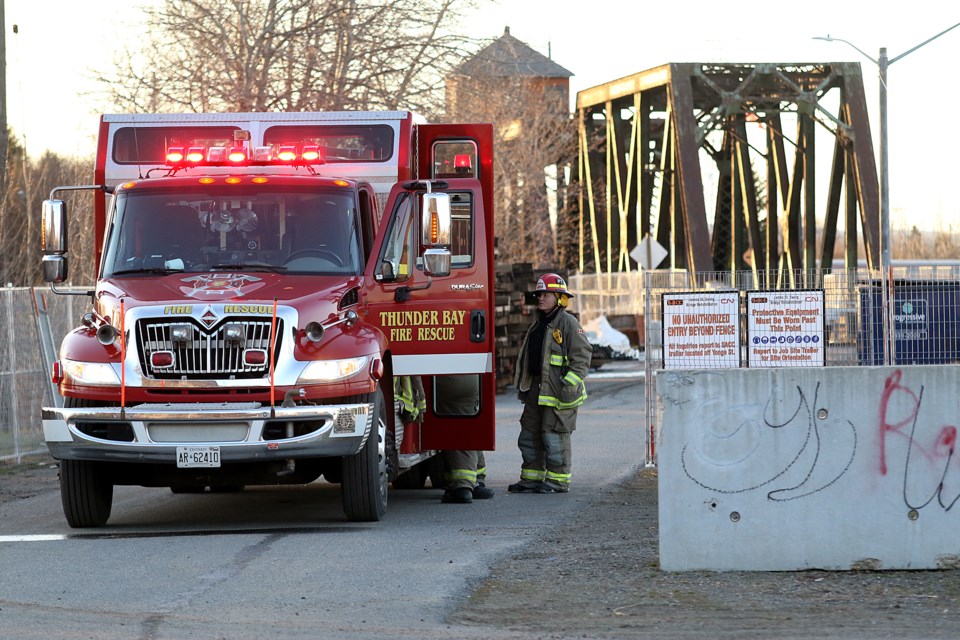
[{"left": 575, "top": 62, "right": 880, "bottom": 283}]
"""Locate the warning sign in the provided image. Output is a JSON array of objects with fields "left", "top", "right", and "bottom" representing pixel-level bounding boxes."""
[
  {"left": 662, "top": 291, "right": 740, "bottom": 369},
  {"left": 746, "top": 290, "right": 824, "bottom": 367}
]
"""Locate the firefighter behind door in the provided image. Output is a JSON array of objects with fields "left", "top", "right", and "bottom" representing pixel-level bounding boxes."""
[
  {"left": 435, "top": 374, "right": 494, "bottom": 504},
  {"left": 509, "top": 273, "right": 591, "bottom": 494}
]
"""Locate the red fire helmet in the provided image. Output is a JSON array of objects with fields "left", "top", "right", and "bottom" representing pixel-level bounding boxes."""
[{"left": 535, "top": 273, "right": 574, "bottom": 298}]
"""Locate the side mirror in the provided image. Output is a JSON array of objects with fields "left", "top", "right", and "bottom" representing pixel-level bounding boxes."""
[
  {"left": 421, "top": 192, "right": 451, "bottom": 247},
  {"left": 42, "top": 255, "right": 68, "bottom": 283},
  {"left": 422, "top": 248, "right": 451, "bottom": 278},
  {"left": 42, "top": 199, "right": 68, "bottom": 254}
]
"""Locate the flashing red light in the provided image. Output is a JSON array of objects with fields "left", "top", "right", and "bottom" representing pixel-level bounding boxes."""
[
  {"left": 454, "top": 154, "right": 472, "bottom": 169},
  {"left": 276, "top": 146, "right": 298, "bottom": 162},
  {"left": 164, "top": 143, "right": 324, "bottom": 167},
  {"left": 51, "top": 361, "right": 63, "bottom": 384}
]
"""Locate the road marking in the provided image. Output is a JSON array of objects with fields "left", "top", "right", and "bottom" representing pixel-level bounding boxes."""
[
  {"left": 0, "top": 535, "right": 67, "bottom": 543},
  {"left": 0, "top": 526, "right": 359, "bottom": 543}
]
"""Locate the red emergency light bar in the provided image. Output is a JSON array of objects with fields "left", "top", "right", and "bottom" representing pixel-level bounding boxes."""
[
  {"left": 165, "top": 144, "right": 324, "bottom": 168},
  {"left": 454, "top": 154, "right": 472, "bottom": 169}
]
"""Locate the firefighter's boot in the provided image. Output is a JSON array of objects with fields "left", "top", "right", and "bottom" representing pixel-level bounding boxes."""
[
  {"left": 507, "top": 482, "right": 540, "bottom": 493},
  {"left": 441, "top": 487, "right": 474, "bottom": 504},
  {"left": 472, "top": 482, "right": 494, "bottom": 499}
]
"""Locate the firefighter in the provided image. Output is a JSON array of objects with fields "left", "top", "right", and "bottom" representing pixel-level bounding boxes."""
[
  {"left": 509, "top": 273, "right": 591, "bottom": 494},
  {"left": 435, "top": 375, "right": 494, "bottom": 504},
  {"left": 441, "top": 450, "right": 493, "bottom": 503},
  {"left": 395, "top": 375, "right": 426, "bottom": 425}
]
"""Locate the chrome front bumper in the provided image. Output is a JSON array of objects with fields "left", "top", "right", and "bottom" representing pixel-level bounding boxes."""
[{"left": 41, "top": 401, "right": 373, "bottom": 463}]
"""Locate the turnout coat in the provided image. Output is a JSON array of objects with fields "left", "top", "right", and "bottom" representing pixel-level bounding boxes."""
[{"left": 514, "top": 308, "right": 592, "bottom": 430}]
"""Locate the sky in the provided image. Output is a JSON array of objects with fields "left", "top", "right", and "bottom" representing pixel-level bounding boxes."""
[{"left": 5, "top": 0, "right": 960, "bottom": 232}]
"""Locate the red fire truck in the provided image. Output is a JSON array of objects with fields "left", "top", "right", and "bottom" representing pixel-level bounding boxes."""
[{"left": 40, "top": 111, "right": 495, "bottom": 527}]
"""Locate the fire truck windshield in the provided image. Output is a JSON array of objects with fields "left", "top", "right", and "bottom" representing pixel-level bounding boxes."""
[{"left": 102, "top": 186, "right": 363, "bottom": 277}]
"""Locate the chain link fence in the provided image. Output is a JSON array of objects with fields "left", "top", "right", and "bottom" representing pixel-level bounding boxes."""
[
  {"left": 0, "top": 287, "right": 89, "bottom": 468},
  {"left": 571, "top": 264, "right": 960, "bottom": 466},
  {"left": 8, "top": 267, "right": 960, "bottom": 469}
]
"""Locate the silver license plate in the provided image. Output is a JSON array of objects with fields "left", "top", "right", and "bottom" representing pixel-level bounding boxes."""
[{"left": 176, "top": 446, "right": 221, "bottom": 468}]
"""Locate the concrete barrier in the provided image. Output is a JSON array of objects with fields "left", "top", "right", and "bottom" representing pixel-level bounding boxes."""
[{"left": 657, "top": 365, "right": 960, "bottom": 571}]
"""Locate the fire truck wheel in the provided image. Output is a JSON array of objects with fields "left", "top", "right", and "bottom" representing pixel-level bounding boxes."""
[
  {"left": 59, "top": 397, "right": 115, "bottom": 528},
  {"left": 341, "top": 386, "right": 388, "bottom": 521},
  {"left": 59, "top": 459, "right": 113, "bottom": 528}
]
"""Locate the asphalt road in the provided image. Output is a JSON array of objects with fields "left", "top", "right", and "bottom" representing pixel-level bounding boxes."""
[{"left": 0, "top": 364, "right": 646, "bottom": 640}]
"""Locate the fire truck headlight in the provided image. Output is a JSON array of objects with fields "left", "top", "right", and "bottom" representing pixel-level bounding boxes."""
[
  {"left": 297, "top": 356, "right": 368, "bottom": 383},
  {"left": 61, "top": 359, "right": 121, "bottom": 386}
]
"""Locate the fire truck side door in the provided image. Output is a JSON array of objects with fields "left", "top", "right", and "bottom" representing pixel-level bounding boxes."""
[
  {"left": 417, "top": 123, "right": 497, "bottom": 450},
  {"left": 363, "top": 177, "right": 495, "bottom": 451}
]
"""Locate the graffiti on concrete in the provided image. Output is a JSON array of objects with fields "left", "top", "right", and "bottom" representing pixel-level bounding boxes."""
[
  {"left": 663, "top": 372, "right": 857, "bottom": 501},
  {"left": 879, "top": 370, "right": 959, "bottom": 512}
]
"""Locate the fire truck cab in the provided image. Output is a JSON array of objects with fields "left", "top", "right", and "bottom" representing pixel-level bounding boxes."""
[{"left": 40, "top": 111, "right": 496, "bottom": 527}]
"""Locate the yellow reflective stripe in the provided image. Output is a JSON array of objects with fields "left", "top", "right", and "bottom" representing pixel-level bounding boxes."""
[
  {"left": 521, "top": 469, "right": 546, "bottom": 481},
  {"left": 545, "top": 471, "right": 571, "bottom": 483},
  {"left": 538, "top": 395, "right": 558, "bottom": 407},
  {"left": 549, "top": 354, "right": 566, "bottom": 366},
  {"left": 446, "top": 469, "right": 478, "bottom": 482},
  {"left": 476, "top": 466, "right": 487, "bottom": 476},
  {"left": 563, "top": 371, "right": 583, "bottom": 385},
  {"left": 538, "top": 393, "right": 587, "bottom": 410}
]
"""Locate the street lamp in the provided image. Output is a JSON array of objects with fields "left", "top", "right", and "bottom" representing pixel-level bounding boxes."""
[{"left": 814, "top": 23, "right": 960, "bottom": 271}]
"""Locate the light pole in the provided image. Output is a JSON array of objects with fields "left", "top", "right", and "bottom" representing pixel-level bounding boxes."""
[{"left": 814, "top": 23, "right": 960, "bottom": 270}]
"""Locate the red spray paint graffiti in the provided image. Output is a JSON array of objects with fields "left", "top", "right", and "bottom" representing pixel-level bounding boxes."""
[{"left": 878, "top": 369, "right": 959, "bottom": 511}]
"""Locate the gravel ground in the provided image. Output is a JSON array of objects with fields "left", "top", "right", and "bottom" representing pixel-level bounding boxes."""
[
  {"left": 4, "top": 459, "right": 960, "bottom": 639},
  {"left": 452, "top": 468, "right": 960, "bottom": 640}
]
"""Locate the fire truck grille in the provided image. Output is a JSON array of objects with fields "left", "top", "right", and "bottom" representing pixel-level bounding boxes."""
[{"left": 136, "top": 317, "right": 283, "bottom": 380}]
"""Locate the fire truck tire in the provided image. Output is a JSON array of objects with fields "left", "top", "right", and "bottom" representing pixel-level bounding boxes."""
[
  {"left": 59, "top": 397, "right": 114, "bottom": 528},
  {"left": 60, "top": 459, "right": 113, "bottom": 528},
  {"left": 341, "top": 386, "right": 388, "bottom": 521}
]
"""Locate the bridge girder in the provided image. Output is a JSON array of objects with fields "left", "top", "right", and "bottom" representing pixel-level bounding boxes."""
[{"left": 574, "top": 62, "right": 880, "bottom": 279}]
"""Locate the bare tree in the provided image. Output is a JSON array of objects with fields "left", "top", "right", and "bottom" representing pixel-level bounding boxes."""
[
  {"left": 0, "top": 140, "right": 95, "bottom": 286},
  {"left": 98, "top": 0, "right": 483, "bottom": 118},
  {"left": 447, "top": 73, "right": 575, "bottom": 269}
]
